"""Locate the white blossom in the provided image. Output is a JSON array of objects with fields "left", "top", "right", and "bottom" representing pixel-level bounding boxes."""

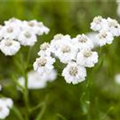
[
  {"left": 107, "top": 17, "right": 120, "bottom": 37},
  {"left": 54, "top": 39, "right": 77, "bottom": 63},
  {"left": 50, "top": 34, "right": 71, "bottom": 56},
  {"left": 22, "top": 20, "right": 49, "bottom": 35},
  {"left": 18, "top": 70, "right": 57, "bottom": 89},
  {"left": 18, "top": 30, "right": 37, "bottom": 46},
  {"left": 33, "top": 56, "right": 55, "bottom": 75},
  {"left": 62, "top": 62, "right": 86, "bottom": 84},
  {"left": 0, "top": 39, "right": 21, "bottom": 56},
  {"left": 1, "top": 23, "right": 21, "bottom": 40},
  {"left": 96, "top": 29, "right": 114, "bottom": 46},
  {"left": 77, "top": 50, "right": 98, "bottom": 68},
  {"left": 4, "top": 18, "right": 22, "bottom": 26},
  {"left": 0, "top": 98, "right": 13, "bottom": 119},
  {"left": 0, "top": 98, "right": 13, "bottom": 109},
  {"left": 90, "top": 16, "right": 107, "bottom": 31},
  {"left": 37, "top": 22, "right": 50, "bottom": 35},
  {"left": 72, "top": 34, "right": 94, "bottom": 50},
  {"left": 38, "top": 42, "right": 51, "bottom": 57}
]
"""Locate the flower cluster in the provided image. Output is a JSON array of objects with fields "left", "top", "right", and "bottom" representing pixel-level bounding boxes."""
[
  {"left": 0, "top": 18, "right": 50, "bottom": 56},
  {"left": 0, "top": 98, "right": 13, "bottom": 119},
  {"left": 91, "top": 16, "right": 120, "bottom": 46},
  {"left": 33, "top": 34, "right": 98, "bottom": 84},
  {"left": 33, "top": 42, "right": 57, "bottom": 85}
]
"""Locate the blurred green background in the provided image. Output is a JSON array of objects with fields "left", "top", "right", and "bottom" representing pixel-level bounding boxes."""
[{"left": 1, "top": 0, "right": 120, "bottom": 120}]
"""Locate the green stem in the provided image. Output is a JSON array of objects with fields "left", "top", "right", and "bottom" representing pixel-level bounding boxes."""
[
  {"left": 23, "top": 71, "right": 30, "bottom": 120},
  {"left": 12, "top": 106, "right": 24, "bottom": 120}
]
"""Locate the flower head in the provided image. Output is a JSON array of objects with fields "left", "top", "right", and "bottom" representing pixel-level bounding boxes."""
[
  {"left": 77, "top": 50, "right": 98, "bottom": 67},
  {"left": 90, "top": 16, "right": 107, "bottom": 31},
  {"left": 62, "top": 62, "right": 86, "bottom": 84},
  {"left": 0, "top": 39, "right": 21, "bottom": 56},
  {"left": 72, "top": 34, "right": 94, "bottom": 50},
  {"left": 0, "top": 98, "right": 13, "bottom": 119},
  {"left": 96, "top": 29, "right": 114, "bottom": 46},
  {"left": 38, "top": 42, "right": 51, "bottom": 57},
  {"left": 33, "top": 56, "right": 55, "bottom": 75}
]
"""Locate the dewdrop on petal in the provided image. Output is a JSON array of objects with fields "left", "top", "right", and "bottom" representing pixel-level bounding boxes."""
[
  {"left": 33, "top": 56, "right": 55, "bottom": 74},
  {"left": 72, "top": 34, "right": 94, "bottom": 51},
  {"left": 62, "top": 62, "right": 86, "bottom": 84},
  {"left": 0, "top": 39, "right": 21, "bottom": 56},
  {"left": 96, "top": 29, "right": 114, "bottom": 46},
  {"left": 77, "top": 50, "right": 98, "bottom": 68},
  {"left": 18, "top": 30, "right": 37, "bottom": 46}
]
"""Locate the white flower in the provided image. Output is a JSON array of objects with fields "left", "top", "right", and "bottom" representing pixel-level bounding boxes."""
[
  {"left": 0, "top": 98, "right": 13, "bottom": 119},
  {"left": 115, "top": 74, "right": 120, "bottom": 84},
  {"left": 72, "top": 34, "right": 94, "bottom": 50},
  {"left": 107, "top": 17, "right": 120, "bottom": 37},
  {"left": 50, "top": 34, "right": 71, "bottom": 55},
  {"left": 77, "top": 50, "right": 98, "bottom": 68},
  {"left": 0, "top": 39, "right": 21, "bottom": 56},
  {"left": 62, "top": 62, "right": 86, "bottom": 84},
  {"left": 4, "top": 18, "right": 22, "bottom": 26},
  {"left": 33, "top": 56, "right": 55, "bottom": 75},
  {"left": 96, "top": 29, "right": 114, "bottom": 46},
  {"left": 18, "top": 30, "right": 37, "bottom": 46},
  {"left": 38, "top": 42, "right": 51, "bottom": 57},
  {"left": 90, "top": 16, "right": 107, "bottom": 31},
  {"left": 86, "top": 32, "right": 99, "bottom": 48},
  {"left": 0, "top": 103, "right": 9, "bottom": 119},
  {"left": 1, "top": 23, "right": 21, "bottom": 40},
  {"left": 18, "top": 70, "right": 57, "bottom": 89},
  {"left": 0, "top": 98, "right": 13, "bottom": 109},
  {"left": 37, "top": 22, "right": 50, "bottom": 35},
  {"left": 55, "top": 40, "right": 77, "bottom": 63},
  {"left": 22, "top": 20, "right": 50, "bottom": 35}
]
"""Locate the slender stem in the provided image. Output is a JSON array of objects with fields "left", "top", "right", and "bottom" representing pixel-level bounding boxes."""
[
  {"left": 23, "top": 71, "right": 29, "bottom": 120},
  {"left": 21, "top": 47, "right": 32, "bottom": 120}
]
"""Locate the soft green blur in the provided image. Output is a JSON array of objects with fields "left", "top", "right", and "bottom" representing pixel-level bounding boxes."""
[{"left": 1, "top": 1, "right": 120, "bottom": 120}]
